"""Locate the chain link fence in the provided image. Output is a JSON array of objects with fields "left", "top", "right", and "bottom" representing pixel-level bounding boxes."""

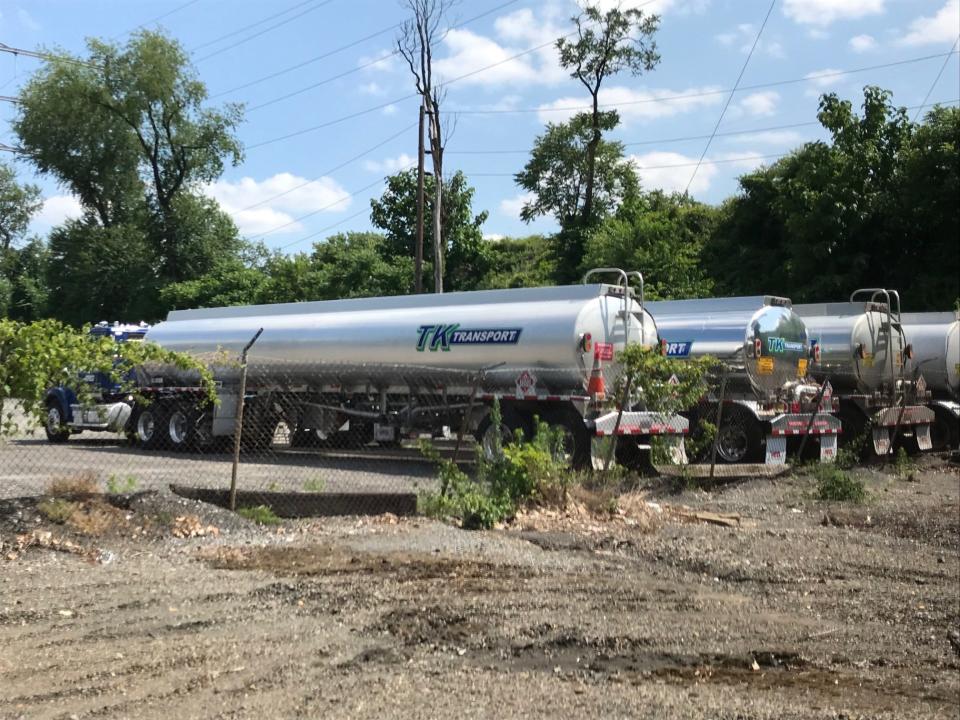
[{"left": 0, "top": 358, "right": 858, "bottom": 511}]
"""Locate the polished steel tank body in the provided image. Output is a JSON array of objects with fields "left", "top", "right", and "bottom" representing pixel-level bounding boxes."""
[
  {"left": 144, "top": 284, "right": 658, "bottom": 392},
  {"left": 899, "top": 312, "right": 960, "bottom": 399},
  {"left": 793, "top": 302, "right": 908, "bottom": 394},
  {"left": 644, "top": 297, "right": 809, "bottom": 401}
]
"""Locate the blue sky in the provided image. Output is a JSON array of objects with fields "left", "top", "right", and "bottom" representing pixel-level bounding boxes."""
[{"left": 2, "top": 0, "right": 958, "bottom": 252}]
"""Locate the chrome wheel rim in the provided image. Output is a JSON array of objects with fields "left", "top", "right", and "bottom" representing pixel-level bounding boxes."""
[
  {"left": 717, "top": 425, "right": 748, "bottom": 463},
  {"left": 168, "top": 410, "right": 188, "bottom": 445},
  {"left": 47, "top": 407, "right": 62, "bottom": 433},
  {"left": 137, "top": 412, "right": 155, "bottom": 442}
]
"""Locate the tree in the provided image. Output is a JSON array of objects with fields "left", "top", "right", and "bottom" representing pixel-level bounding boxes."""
[
  {"left": 14, "top": 31, "right": 244, "bottom": 288},
  {"left": 515, "top": 113, "right": 638, "bottom": 280},
  {"left": 705, "top": 87, "right": 959, "bottom": 309},
  {"left": 370, "top": 169, "right": 490, "bottom": 291},
  {"left": 479, "top": 235, "right": 557, "bottom": 289},
  {"left": 583, "top": 191, "right": 716, "bottom": 300},
  {"left": 0, "top": 161, "right": 42, "bottom": 252},
  {"left": 556, "top": 3, "right": 659, "bottom": 226},
  {"left": 1, "top": 239, "right": 51, "bottom": 321},
  {"left": 0, "top": 318, "right": 215, "bottom": 437},
  {"left": 398, "top": 0, "right": 452, "bottom": 292}
]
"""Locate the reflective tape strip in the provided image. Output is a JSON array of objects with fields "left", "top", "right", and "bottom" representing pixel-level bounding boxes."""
[
  {"left": 595, "top": 426, "right": 689, "bottom": 437},
  {"left": 480, "top": 393, "right": 590, "bottom": 402}
]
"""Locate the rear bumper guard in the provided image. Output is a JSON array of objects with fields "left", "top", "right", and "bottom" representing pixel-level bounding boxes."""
[{"left": 766, "top": 413, "right": 843, "bottom": 465}]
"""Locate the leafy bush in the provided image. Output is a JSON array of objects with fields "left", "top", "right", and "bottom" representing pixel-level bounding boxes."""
[
  {"left": 37, "top": 498, "right": 79, "bottom": 524},
  {"left": 106, "top": 474, "right": 138, "bottom": 494},
  {"left": 418, "top": 401, "right": 570, "bottom": 530},
  {"left": 237, "top": 505, "right": 282, "bottom": 525},
  {"left": 815, "top": 464, "right": 866, "bottom": 503}
]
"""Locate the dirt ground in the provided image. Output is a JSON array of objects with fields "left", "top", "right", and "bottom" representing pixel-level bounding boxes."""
[{"left": 1, "top": 456, "right": 958, "bottom": 719}]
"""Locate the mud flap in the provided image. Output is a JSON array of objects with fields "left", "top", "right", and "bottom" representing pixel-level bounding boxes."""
[
  {"left": 764, "top": 435, "right": 787, "bottom": 465},
  {"left": 819, "top": 434, "right": 838, "bottom": 463},
  {"left": 915, "top": 423, "right": 933, "bottom": 451},
  {"left": 872, "top": 426, "right": 891, "bottom": 455}
]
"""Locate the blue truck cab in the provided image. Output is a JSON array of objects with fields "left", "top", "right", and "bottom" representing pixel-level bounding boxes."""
[{"left": 43, "top": 321, "right": 150, "bottom": 442}]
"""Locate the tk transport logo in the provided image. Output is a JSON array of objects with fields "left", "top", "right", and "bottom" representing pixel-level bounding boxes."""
[{"left": 417, "top": 324, "right": 522, "bottom": 352}]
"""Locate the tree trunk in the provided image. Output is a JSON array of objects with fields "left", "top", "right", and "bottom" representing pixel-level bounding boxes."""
[{"left": 582, "top": 93, "right": 601, "bottom": 225}]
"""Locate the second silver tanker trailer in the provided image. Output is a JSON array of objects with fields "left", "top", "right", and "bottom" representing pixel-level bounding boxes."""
[
  {"left": 794, "top": 290, "right": 935, "bottom": 456},
  {"left": 898, "top": 310, "right": 959, "bottom": 450},
  {"left": 119, "top": 269, "right": 688, "bottom": 468},
  {"left": 645, "top": 296, "right": 842, "bottom": 464}
]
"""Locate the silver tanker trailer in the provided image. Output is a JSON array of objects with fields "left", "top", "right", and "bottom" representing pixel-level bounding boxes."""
[
  {"left": 645, "top": 296, "right": 842, "bottom": 465},
  {"left": 115, "top": 269, "right": 688, "bottom": 468},
  {"left": 898, "top": 310, "right": 959, "bottom": 450},
  {"left": 794, "top": 290, "right": 935, "bottom": 456}
]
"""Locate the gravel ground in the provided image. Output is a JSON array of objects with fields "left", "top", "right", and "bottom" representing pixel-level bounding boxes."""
[{"left": 0, "top": 456, "right": 957, "bottom": 719}]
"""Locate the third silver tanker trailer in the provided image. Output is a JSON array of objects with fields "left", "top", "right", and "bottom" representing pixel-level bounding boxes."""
[
  {"left": 117, "top": 269, "right": 688, "bottom": 468},
  {"left": 898, "top": 310, "right": 959, "bottom": 450},
  {"left": 645, "top": 296, "right": 842, "bottom": 465},
  {"left": 794, "top": 289, "right": 935, "bottom": 456}
]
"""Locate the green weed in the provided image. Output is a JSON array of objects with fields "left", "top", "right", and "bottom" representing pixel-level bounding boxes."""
[
  {"left": 237, "top": 505, "right": 282, "bottom": 525},
  {"left": 815, "top": 464, "right": 866, "bottom": 503}
]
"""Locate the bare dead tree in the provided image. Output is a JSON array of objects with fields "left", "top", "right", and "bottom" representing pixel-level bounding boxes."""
[{"left": 398, "top": 0, "right": 452, "bottom": 293}]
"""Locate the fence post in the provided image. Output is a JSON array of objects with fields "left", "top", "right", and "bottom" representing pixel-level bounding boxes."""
[
  {"left": 229, "top": 328, "right": 263, "bottom": 512},
  {"left": 797, "top": 379, "right": 830, "bottom": 460},
  {"left": 602, "top": 373, "right": 633, "bottom": 474},
  {"left": 453, "top": 371, "right": 485, "bottom": 464},
  {"left": 709, "top": 367, "right": 729, "bottom": 480}
]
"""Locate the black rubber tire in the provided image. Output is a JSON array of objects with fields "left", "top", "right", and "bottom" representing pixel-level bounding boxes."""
[
  {"left": 131, "top": 404, "right": 167, "bottom": 450},
  {"left": 538, "top": 405, "right": 591, "bottom": 470},
  {"left": 475, "top": 405, "right": 532, "bottom": 459},
  {"left": 44, "top": 400, "right": 71, "bottom": 443},
  {"left": 714, "top": 407, "right": 763, "bottom": 464}
]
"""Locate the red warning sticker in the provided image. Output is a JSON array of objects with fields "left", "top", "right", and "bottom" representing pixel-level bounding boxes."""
[{"left": 594, "top": 342, "right": 614, "bottom": 361}]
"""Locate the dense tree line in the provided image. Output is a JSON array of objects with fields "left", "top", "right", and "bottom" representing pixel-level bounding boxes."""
[{"left": 0, "top": 19, "right": 957, "bottom": 326}]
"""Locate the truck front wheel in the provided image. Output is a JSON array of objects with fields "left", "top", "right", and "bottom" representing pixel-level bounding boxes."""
[{"left": 44, "top": 401, "right": 70, "bottom": 443}]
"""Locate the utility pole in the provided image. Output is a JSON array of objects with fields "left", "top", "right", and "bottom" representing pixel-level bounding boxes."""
[
  {"left": 428, "top": 105, "right": 443, "bottom": 294},
  {"left": 415, "top": 100, "right": 425, "bottom": 294}
]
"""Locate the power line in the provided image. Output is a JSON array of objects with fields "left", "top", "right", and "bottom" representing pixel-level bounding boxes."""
[
  {"left": 913, "top": 37, "right": 959, "bottom": 121},
  {"left": 194, "top": 0, "right": 333, "bottom": 63},
  {"left": 234, "top": 122, "right": 416, "bottom": 213},
  {"left": 242, "top": 0, "right": 524, "bottom": 113},
  {"left": 192, "top": 0, "right": 321, "bottom": 52},
  {"left": 210, "top": 22, "right": 401, "bottom": 99},
  {"left": 111, "top": 0, "right": 203, "bottom": 40},
  {"left": 243, "top": 48, "right": 958, "bottom": 151},
  {"left": 0, "top": 42, "right": 101, "bottom": 69},
  {"left": 464, "top": 153, "right": 788, "bottom": 177},
  {"left": 444, "top": 99, "right": 960, "bottom": 155},
  {"left": 685, "top": 0, "right": 776, "bottom": 194},
  {"left": 444, "top": 51, "right": 960, "bottom": 115},
  {"left": 195, "top": 0, "right": 338, "bottom": 63},
  {"left": 278, "top": 207, "right": 373, "bottom": 251}
]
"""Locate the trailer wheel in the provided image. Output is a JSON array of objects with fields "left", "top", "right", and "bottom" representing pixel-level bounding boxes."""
[
  {"left": 475, "top": 406, "right": 531, "bottom": 460},
  {"left": 539, "top": 406, "right": 591, "bottom": 470},
  {"left": 166, "top": 403, "right": 198, "bottom": 452},
  {"left": 131, "top": 405, "right": 166, "bottom": 450},
  {"left": 715, "top": 408, "right": 762, "bottom": 464},
  {"left": 44, "top": 400, "right": 70, "bottom": 443}
]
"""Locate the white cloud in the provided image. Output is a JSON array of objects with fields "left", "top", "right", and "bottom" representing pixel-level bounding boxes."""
[
  {"left": 358, "top": 48, "right": 400, "bottom": 74},
  {"left": 899, "top": 0, "right": 959, "bottom": 46},
  {"left": 803, "top": 68, "right": 845, "bottom": 96},
  {"left": 783, "top": 0, "right": 884, "bottom": 26},
  {"left": 17, "top": 8, "right": 40, "bottom": 31},
  {"left": 630, "top": 151, "right": 717, "bottom": 195},
  {"left": 382, "top": 104, "right": 398, "bottom": 116},
  {"left": 629, "top": 150, "right": 771, "bottom": 195},
  {"left": 206, "top": 174, "right": 351, "bottom": 236},
  {"left": 590, "top": 0, "right": 680, "bottom": 14},
  {"left": 364, "top": 153, "right": 416, "bottom": 174},
  {"left": 359, "top": 81, "right": 384, "bottom": 96},
  {"left": 849, "top": 34, "right": 877, "bottom": 52},
  {"left": 727, "top": 129, "right": 804, "bottom": 146},
  {"left": 500, "top": 192, "right": 535, "bottom": 219},
  {"left": 34, "top": 194, "right": 83, "bottom": 230},
  {"left": 740, "top": 91, "right": 779, "bottom": 116},
  {"left": 715, "top": 23, "right": 785, "bottom": 58},
  {"left": 537, "top": 84, "right": 723, "bottom": 125},
  {"left": 483, "top": 233, "right": 505, "bottom": 241}
]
